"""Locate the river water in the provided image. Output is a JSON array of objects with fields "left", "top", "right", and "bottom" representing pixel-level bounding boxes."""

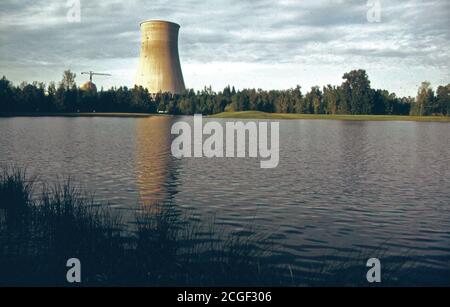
[{"left": 1, "top": 116, "right": 449, "bottom": 285}]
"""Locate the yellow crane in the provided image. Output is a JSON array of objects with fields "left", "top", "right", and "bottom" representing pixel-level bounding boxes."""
[
  {"left": 80, "top": 71, "right": 111, "bottom": 92},
  {"left": 81, "top": 71, "right": 111, "bottom": 82}
]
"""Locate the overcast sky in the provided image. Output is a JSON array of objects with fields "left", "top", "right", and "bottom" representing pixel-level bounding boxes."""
[{"left": 0, "top": 0, "right": 449, "bottom": 97}]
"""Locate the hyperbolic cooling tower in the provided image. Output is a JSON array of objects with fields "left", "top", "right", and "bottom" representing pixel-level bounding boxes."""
[{"left": 136, "top": 20, "right": 186, "bottom": 94}]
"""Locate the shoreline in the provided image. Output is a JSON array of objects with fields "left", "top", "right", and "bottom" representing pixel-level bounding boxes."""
[
  {"left": 210, "top": 111, "right": 450, "bottom": 122},
  {"left": 0, "top": 112, "right": 157, "bottom": 118},
  {"left": 1, "top": 111, "right": 450, "bottom": 122}
]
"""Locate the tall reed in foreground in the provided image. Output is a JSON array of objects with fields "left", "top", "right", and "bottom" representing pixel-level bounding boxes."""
[
  {"left": 0, "top": 169, "right": 287, "bottom": 286},
  {"left": 1, "top": 169, "right": 437, "bottom": 286}
]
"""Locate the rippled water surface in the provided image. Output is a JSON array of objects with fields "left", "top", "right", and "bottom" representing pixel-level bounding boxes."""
[{"left": 1, "top": 116, "right": 449, "bottom": 285}]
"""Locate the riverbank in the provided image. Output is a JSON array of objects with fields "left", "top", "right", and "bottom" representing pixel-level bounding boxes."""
[
  {"left": 2, "top": 111, "right": 449, "bottom": 122},
  {"left": 210, "top": 111, "right": 450, "bottom": 122},
  {"left": 0, "top": 112, "right": 155, "bottom": 118}
]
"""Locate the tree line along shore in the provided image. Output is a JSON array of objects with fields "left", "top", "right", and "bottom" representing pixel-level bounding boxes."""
[{"left": 1, "top": 69, "right": 449, "bottom": 119}]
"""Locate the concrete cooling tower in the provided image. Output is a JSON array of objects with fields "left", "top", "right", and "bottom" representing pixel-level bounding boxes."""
[{"left": 136, "top": 20, "right": 186, "bottom": 94}]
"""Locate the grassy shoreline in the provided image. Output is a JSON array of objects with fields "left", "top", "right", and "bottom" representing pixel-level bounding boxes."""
[
  {"left": 210, "top": 111, "right": 450, "bottom": 122},
  {"left": 2, "top": 111, "right": 449, "bottom": 122},
  {"left": 0, "top": 112, "right": 156, "bottom": 118}
]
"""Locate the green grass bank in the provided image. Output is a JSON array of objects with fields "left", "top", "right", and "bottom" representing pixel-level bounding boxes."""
[{"left": 210, "top": 111, "right": 450, "bottom": 122}]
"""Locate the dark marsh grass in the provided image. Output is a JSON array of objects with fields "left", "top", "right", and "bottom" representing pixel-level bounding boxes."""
[
  {"left": 0, "top": 169, "right": 288, "bottom": 286},
  {"left": 1, "top": 168, "right": 438, "bottom": 286}
]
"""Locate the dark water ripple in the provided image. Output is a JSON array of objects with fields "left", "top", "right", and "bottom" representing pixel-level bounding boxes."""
[{"left": 1, "top": 116, "right": 449, "bottom": 285}]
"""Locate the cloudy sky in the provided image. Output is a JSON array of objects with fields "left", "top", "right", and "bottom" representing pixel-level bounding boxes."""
[{"left": 0, "top": 0, "right": 448, "bottom": 97}]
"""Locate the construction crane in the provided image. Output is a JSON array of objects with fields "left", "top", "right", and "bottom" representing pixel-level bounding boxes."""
[
  {"left": 81, "top": 71, "right": 111, "bottom": 82},
  {"left": 80, "top": 71, "right": 111, "bottom": 92}
]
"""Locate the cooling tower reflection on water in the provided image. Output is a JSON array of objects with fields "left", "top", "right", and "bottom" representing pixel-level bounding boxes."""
[{"left": 135, "top": 116, "right": 178, "bottom": 206}]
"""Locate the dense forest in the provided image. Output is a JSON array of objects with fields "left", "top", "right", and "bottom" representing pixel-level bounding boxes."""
[{"left": 0, "top": 69, "right": 449, "bottom": 116}]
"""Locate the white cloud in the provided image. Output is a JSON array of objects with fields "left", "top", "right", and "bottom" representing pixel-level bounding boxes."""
[{"left": 0, "top": 0, "right": 448, "bottom": 96}]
